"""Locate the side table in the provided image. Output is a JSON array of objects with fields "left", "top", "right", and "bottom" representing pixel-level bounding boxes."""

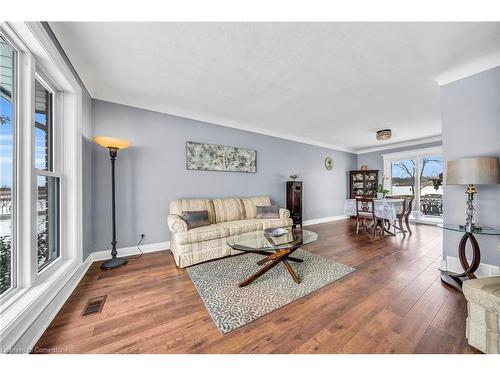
[{"left": 439, "top": 224, "right": 500, "bottom": 293}]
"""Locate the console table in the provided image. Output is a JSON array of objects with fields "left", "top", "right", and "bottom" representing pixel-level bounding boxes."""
[{"left": 439, "top": 224, "right": 500, "bottom": 293}]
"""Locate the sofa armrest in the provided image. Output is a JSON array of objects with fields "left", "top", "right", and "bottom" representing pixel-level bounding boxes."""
[
  {"left": 168, "top": 214, "right": 188, "bottom": 233},
  {"left": 279, "top": 208, "right": 291, "bottom": 219}
]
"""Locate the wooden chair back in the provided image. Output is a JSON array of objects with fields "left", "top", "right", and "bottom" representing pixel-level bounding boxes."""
[
  {"left": 355, "top": 197, "right": 375, "bottom": 220},
  {"left": 386, "top": 195, "right": 414, "bottom": 216}
]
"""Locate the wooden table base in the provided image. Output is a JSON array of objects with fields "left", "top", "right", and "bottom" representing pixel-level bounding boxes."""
[
  {"left": 239, "top": 249, "right": 302, "bottom": 287},
  {"left": 440, "top": 231, "right": 480, "bottom": 293}
]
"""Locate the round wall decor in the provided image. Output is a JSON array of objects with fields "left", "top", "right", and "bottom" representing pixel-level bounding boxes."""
[{"left": 324, "top": 157, "right": 334, "bottom": 170}]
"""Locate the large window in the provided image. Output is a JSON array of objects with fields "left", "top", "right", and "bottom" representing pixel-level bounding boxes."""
[
  {"left": 0, "top": 36, "right": 16, "bottom": 296},
  {"left": 384, "top": 147, "right": 443, "bottom": 220},
  {"left": 0, "top": 23, "right": 83, "bottom": 352}
]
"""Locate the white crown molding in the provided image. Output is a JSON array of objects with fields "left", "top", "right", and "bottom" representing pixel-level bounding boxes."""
[
  {"left": 434, "top": 53, "right": 500, "bottom": 86},
  {"left": 356, "top": 135, "right": 442, "bottom": 155},
  {"left": 93, "top": 97, "right": 358, "bottom": 154}
]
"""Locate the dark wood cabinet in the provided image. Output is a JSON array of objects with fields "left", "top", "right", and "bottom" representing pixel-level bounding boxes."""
[
  {"left": 286, "top": 181, "right": 303, "bottom": 226},
  {"left": 349, "top": 170, "right": 379, "bottom": 198}
]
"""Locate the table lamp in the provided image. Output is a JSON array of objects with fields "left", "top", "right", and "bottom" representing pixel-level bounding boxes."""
[
  {"left": 446, "top": 157, "right": 500, "bottom": 232},
  {"left": 94, "top": 136, "right": 131, "bottom": 270}
]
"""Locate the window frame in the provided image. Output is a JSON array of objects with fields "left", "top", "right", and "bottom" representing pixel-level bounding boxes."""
[
  {"left": 0, "top": 22, "right": 83, "bottom": 322},
  {"left": 0, "top": 32, "right": 19, "bottom": 301},
  {"left": 33, "top": 72, "right": 63, "bottom": 276},
  {"left": 382, "top": 146, "right": 443, "bottom": 223}
]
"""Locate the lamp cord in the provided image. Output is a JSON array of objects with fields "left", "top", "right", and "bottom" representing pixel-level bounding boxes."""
[{"left": 134, "top": 236, "right": 144, "bottom": 259}]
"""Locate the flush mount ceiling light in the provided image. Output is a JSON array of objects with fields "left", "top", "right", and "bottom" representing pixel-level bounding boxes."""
[{"left": 376, "top": 129, "right": 392, "bottom": 141}]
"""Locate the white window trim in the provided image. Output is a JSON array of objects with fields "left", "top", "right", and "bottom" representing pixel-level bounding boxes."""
[
  {"left": 382, "top": 146, "right": 443, "bottom": 223},
  {"left": 0, "top": 22, "right": 83, "bottom": 352}
]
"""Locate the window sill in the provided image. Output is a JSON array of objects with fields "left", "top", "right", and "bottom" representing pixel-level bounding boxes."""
[{"left": 0, "top": 258, "right": 81, "bottom": 351}]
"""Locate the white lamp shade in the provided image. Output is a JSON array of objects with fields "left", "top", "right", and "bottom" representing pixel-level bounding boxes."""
[{"left": 446, "top": 157, "right": 500, "bottom": 185}]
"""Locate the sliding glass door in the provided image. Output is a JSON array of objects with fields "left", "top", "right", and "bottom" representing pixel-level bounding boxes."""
[
  {"left": 418, "top": 155, "right": 443, "bottom": 217},
  {"left": 386, "top": 150, "right": 443, "bottom": 220}
]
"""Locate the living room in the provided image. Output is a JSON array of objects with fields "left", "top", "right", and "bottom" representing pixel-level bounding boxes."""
[{"left": 1, "top": 1, "right": 500, "bottom": 372}]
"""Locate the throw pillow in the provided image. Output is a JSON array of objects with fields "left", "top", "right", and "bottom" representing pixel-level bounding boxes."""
[
  {"left": 180, "top": 210, "right": 210, "bottom": 230},
  {"left": 256, "top": 205, "right": 280, "bottom": 219}
]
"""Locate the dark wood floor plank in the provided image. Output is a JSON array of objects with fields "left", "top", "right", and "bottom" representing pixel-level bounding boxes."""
[{"left": 33, "top": 220, "right": 479, "bottom": 354}]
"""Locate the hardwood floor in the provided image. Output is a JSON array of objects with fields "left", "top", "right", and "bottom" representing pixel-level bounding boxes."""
[{"left": 34, "top": 220, "right": 480, "bottom": 354}]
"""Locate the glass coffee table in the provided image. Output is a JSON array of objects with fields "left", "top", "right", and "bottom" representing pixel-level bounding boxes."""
[{"left": 227, "top": 226, "right": 318, "bottom": 287}]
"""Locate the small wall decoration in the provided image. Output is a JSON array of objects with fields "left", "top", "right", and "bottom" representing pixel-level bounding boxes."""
[
  {"left": 324, "top": 157, "right": 334, "bottom": 170},
  {"left": 186, "top": 141, "right": 257, "bottom": 173}
]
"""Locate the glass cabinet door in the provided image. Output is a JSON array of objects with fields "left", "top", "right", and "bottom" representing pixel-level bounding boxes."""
[{"left": 364, "top": 172, "right": 377, "bottom": 196}]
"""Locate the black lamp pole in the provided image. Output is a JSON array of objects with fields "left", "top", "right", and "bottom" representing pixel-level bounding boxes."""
[{"left": 101, "top": 147, "right": 128, "bottom": 270}]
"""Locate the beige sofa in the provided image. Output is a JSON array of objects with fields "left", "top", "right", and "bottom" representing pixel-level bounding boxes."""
[{"left": 167, "top": 196, "right": 293, "bottom": 267}]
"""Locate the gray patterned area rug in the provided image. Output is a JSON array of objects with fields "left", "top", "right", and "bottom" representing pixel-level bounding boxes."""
[{"left": 187, "top": 249, "right": 355, "bottom": 334}]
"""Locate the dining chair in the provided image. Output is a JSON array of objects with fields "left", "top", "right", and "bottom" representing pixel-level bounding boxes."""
[
  {"left": 355, "top": 197, "right": 382, "bottom": 240},
  {"left": 401, "top": 195, "right": 414, "bottom": 235},
  {"left": 385, "top": 195, "right": 414, "bottom": 236}
]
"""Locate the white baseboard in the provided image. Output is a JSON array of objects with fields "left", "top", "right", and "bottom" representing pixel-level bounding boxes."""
[
  {"left": 4, "top": 241, "right": 171, "bottom": 353},
  {"left": 88, "top": 241, "right": 171, "bottom": 262},
  {"left": 443, "top": 256, "right": 500, "bottom": 278},
  {"left": 303, "top": 215, "right": 349, "bottom": 226}
]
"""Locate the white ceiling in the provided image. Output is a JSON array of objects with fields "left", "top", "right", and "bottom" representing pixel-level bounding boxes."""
[{"left": 49, "top": 22, "right": 500, "bottom": 152}]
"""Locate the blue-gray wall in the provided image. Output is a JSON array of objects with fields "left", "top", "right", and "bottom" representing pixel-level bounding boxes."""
[
  {"left": 356, "top": 141, "right": 443, "bottom": 183},
  {"left": 441, "top": 66, "right": 500, "bottom": 266},
  {"left": 89, "top": 99, "right": 357, "bottom": 257}
]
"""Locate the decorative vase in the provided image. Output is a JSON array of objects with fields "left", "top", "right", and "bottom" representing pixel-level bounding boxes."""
[{"left": 376, "top": 192, "right": 384, "bottom": 199}]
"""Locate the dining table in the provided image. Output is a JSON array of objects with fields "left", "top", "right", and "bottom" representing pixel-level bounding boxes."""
[{"left": 344, "top": 197, "right": 406, "bottom": 235}]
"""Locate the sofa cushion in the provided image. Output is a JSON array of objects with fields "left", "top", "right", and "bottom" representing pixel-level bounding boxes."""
[
  {"left": 174, "top": 224, "right": 230, "bottom": 245},
  {"left": 170, "top": 199, "right": 216, "bottom": 224},
  {"left": 256, "top": 218, "right": 294, "bottom": 230},
  {"left": 219, "top": 219, "right": 263, "bottom": 235},
  {"left": 213, "top": 198, "right": 245, "bottom": 223},
  {"left": 242, "top": 196, "right": 271, "bottom": 219}
]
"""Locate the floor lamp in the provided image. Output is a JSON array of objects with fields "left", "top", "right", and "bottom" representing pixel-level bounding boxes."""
[{"left": 95, "top": 136, "right": 131, "bottom": 270}]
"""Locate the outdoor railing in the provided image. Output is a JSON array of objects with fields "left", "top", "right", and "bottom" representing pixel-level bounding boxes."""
[{"left": 420, "top": 195, "right": 443, "bottom": 217}]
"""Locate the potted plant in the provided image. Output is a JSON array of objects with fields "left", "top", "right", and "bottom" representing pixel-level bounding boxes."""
[{"left": 376, "top": 184, "right": 389, "bottom": 198}]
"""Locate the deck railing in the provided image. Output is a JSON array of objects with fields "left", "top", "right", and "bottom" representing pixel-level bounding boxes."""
[{"left": 420, "top": 194, "right": 443, "bottom": 217}]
